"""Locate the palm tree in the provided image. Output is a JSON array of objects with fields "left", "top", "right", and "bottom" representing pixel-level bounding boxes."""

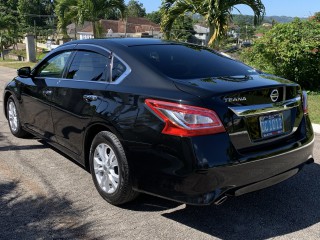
[
  {"left": 55, "top": 0, "right": 79, "bottom": 39},
  {"left": 77, "top": 0, "right": 126, "bottom": 38},
  {"left": 56, "top": 0, "right": 126, "bottom": 39},
  {"left": 0, "top": 15, "right": 18, "bottom": 60},
  {"left": 54, "top": 0, "right": 77, "bottom": 38},
  {"left": 161, "top": 0, "right": 265, "bottom": 46}
]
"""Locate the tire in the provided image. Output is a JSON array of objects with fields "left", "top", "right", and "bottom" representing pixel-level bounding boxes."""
[
  {"left": 6, "top": 96, "right": 28, "bottom": 138},
  {"left": 89, "top": 131, "right": 138, "bottom": 205}
]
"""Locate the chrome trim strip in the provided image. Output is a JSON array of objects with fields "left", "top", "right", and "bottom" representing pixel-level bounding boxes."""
[
  {"left": 229, "top": 96, "right": 301, "bottom": 117},
  {"left": 248, "top": 135, "right": 315, "bottom": 162}
]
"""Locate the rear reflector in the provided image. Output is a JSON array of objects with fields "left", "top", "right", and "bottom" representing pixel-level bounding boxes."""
[
  {"left": 302, "top": 91, "right": 308, "bottom": 114},
  {"left": 145, "top": 99, "right": 225, "bottom": 137}
]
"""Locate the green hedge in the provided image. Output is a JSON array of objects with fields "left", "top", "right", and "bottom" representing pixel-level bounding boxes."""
[{"left": 240, "top": 18, "right": 320, "bottom": 90}]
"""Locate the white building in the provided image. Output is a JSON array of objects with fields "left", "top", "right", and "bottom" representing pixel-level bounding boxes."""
[
  {"left": 78, "top": 18, "right": 162, "bottom": 40},
  {"left": 193, "top": 24, "right": 209, "bottom": 46}
]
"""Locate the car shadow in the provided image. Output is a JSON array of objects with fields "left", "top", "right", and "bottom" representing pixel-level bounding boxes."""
[
  {"left": 0, "top": 180, "right": 98, "bottom": 239},
  {"left": 124, "top": 163, "right": 320, "bottom": 239},
  {"left": 162, "top": 163, "right": 320, "bottom": 239},
  {"left": 121, "top": 193, "right": 183, "bottom": 212},
  {"left": 0, "top": 130, "right": 88, "bottom": 171},
  {"left": 37, "top": 139, "right": 90, "bottom": 172},
  {"left": 0, "top": 144, "right": 49, "bottom": 152},
  {"left": 0, "top": 130, "right": 45, "bottom": 152},
  {"left": 0, "top": 131, "right": 4, "bottom": 142}
]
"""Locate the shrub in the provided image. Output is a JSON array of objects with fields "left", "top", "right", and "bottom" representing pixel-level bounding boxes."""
[{"left": 240, "top": 18, "right": 320, "bottom": 90}]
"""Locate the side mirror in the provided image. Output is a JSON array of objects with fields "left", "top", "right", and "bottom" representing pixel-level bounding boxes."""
[{"left": 17, "top": 67, "right": 31, "bottom": 78}]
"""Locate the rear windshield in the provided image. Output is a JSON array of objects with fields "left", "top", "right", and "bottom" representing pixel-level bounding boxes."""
[{"left": 131, "top": 44, "right": 257, "bottom": 79}]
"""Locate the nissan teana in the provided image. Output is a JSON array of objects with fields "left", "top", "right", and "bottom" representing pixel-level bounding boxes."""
[{"left": 3, "top": 38, "right": 314, "bottom": 205}]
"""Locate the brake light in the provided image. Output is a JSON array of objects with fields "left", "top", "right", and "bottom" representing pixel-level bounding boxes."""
[
  {"left": 302, "top": 91, "right": 308, "bottom": 114},
  {"left": 145, "top": 99, "right": 225, "bottom": 137}
]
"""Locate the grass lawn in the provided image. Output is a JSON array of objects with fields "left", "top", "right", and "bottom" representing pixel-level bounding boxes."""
[
  {"left": 0, "top": 60, "right": 37, "bottom": 69},
  {"left": 0, "top": 51, "right": 47, "bottom": 69},
  {"left": 308, "top": 94, "right": 320, "bottom": 124}
]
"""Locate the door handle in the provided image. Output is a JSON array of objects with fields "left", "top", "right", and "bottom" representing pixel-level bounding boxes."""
[
  {"left": 43, "top": 89, "right": 52, "bottom": 96},
  {"left": 83, "top": 95, "right": 98, "bottom": 102}
]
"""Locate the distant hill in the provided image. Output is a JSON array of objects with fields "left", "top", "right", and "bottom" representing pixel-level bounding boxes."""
[
  {"left": 231, "top": 14, "right": 306, "bottom": 25},
  {"left": 193, "top": 14, "right": 306, "bottom": 26},
  {"left": 263, "top": 16, "right": 305, "bottom": 23}
]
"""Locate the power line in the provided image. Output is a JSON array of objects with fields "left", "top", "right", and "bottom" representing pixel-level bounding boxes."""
[
  {"left": 20, "top": 13, "right": 56, "bottom": 18},
  {"left": 0, "top": 8, "right": 56, "bottom": 18}
]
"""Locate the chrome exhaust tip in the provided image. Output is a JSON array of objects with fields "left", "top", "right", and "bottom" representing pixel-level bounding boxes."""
[{"left": 306, "top": 157, "right": 314, "bottom": 164}]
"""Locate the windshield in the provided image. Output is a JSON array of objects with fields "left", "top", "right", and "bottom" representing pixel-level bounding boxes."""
[{"left": 131, "top": 44, "right": 258, "bottom": 79}]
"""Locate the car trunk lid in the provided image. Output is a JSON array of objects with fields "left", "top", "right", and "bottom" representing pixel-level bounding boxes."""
[{"left": 174, "top": 74, "right": 303, "bottom": 151}]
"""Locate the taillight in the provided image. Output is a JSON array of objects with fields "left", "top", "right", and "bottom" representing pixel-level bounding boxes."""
[
  {"left": 145, "top": 99, "right": 225, "bottom": 137},
  {"left": 302, "top": 91, "right": 308, "bottom": 114}
]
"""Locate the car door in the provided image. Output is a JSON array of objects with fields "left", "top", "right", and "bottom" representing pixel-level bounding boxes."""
[
  {"left": 50, "top": 46, "right": 110, "bottom": 155},
  {"left": 20, "top": 48, "right": 74, "bottom": 139}
]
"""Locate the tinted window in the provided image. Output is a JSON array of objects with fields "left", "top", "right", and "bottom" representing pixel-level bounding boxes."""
[
  {"left": 111, "top": 57, "right": 126, "bottom": 82},
  {"left": 131, "top": 44, "right": 258, "bottom": 79},
  {"left": 36, "top": 51, "right": 72, "bottom": 78},
  {"left": 66, "top": 51, "right": 108, "bottom": 81}
]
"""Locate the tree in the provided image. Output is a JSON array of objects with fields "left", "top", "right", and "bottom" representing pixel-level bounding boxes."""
[
  {"left": 0, "top": 14, "right": 19, "bottom": 59},
  {"left": 78, "top": 0, "right": 126, "bottom": 38},
  {"left": 146, "top": 11, "right": 161, "bottom": 24},
  {"left": 170, "top": 14, "right": 194, "bottom": 42},
  {"left": 240, "top": 18, "right": 320, "bottom": 90},
  {"left": 55, "top": 0, "right": 124, "bottom": 38},
  {"left": 0, "top": 0, "right": 21, "bottom": 50},
  {"left": 232, "top": 14, "right": 254, "bottom": 25},
  {"left": 0, "top": 0, "right": 19, "bottom": 12},
  {"left": 311, "top": 12, "right": 320, "bottom": 22},
  {"left": 126, "top": 0, "right": 146, "bottom": 17},
  {"left": 56, "top": 0, "right": 125, "bottom": 39},
  {"left": 161, "top": 0, "right": 265, "bottom": 47},
  {"left": 55, "top": 0, "right": 78, "bottom": 38},
  {"left": 103, "top": 8, "right": 123, "bottom": 20},
  {"left": 18, "top": 0, "right": 54, "bottom": 30}
]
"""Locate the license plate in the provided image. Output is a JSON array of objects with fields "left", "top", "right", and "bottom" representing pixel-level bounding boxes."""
[{"left": 259, "top": 113, "right": 283, "bottom": 138}]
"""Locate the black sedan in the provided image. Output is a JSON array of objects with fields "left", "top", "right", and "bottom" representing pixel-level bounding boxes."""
[{"left": 3, "top": 38, "right": 314, "bottom": 205}]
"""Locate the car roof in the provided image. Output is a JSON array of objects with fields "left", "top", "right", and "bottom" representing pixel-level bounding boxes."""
[{"left": 63, "top": 38, "right": 174, "bottom": 48}]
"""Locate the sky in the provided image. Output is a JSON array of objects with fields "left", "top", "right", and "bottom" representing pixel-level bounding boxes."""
[{"left": 125, "top": 0, "right": 319, "bottom": 18}]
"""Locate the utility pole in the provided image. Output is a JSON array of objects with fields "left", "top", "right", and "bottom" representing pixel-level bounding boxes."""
[
  {"left": 0, "top": 35, "right": 4, "bottom": 60},
  {"left": 245, "top": 25, "right": 248, "bottom": 41},
  {"left": 124, "top": 18, "right": 127, "bottom": 38},
  {"left": 34, "top": 20, "right": 37, "bottom": 56},
  {"left": 25, "top": 34, "right": 36, "bottom": 62}
]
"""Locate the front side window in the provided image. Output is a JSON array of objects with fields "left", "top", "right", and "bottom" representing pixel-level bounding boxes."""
[
  {"left": 36, "top": 51, "right": 72, "bottom": 78},
  {"left": 66, "top": 51, "right": 108, "bottom": 81}
]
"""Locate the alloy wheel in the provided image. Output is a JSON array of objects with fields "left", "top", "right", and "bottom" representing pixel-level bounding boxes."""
[
  {"left": 8, "top": 101, "right": 18, "bottom": 132},
  {"left": 93, "top": 143, "right": 119, "bottom": 194}
]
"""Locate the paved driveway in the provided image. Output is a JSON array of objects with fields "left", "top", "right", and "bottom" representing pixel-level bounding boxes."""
[{"left": 1, "top": 66, "right": 320, "bottom": 239}]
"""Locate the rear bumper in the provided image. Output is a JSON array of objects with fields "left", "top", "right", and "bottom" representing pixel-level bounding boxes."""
[
  {"left": 133, "top": 133, "right": 314, "bottom": 205},
  {"left": 130, "top": 114, "right": 314, "bottom": 205}
]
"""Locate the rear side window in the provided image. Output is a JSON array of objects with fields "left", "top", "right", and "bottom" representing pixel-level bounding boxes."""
[
  {"left": 66, "top": 51, "right": 108, "bottom": 81},
  {"left": 111, "top": 57, "right": 126, "bottom": 82},
  {"left": 130, "top": 44, "right": 257, "bottom": 79}
]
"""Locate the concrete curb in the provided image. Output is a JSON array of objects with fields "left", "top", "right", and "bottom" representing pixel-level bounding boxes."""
[{"left": 312, "top": 124, "right": 320, "bottom": 134}]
